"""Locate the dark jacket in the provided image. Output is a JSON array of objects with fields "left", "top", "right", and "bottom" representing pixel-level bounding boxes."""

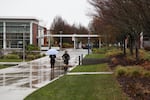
[
  {"left": 49, "top": 55, "right": 56, "bottom": 64},
  {"left": 62, "top": 53, "right": 70, "bottom": 65}
]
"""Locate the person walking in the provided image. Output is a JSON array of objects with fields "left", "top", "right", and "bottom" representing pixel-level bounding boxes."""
[
  {"left": 49, "top": 55, "right": 56, "bottom": 68},
  {"left": 49, "top": 54, "right": 56, "bottom": 79},
  {"left": 62, "top": 50, "right": 70, "bottom": 73}
]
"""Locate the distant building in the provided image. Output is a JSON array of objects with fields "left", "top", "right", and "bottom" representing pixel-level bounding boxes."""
[{"left": 0, "top": 17, "right": 47, "bottom": 51}]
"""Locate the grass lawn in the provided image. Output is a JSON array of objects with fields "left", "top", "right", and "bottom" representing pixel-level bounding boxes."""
[
  {"left": 0, "top": 64, "right": 17, "bottom": 69},
  {"left": 85, "top": 53, "right": 106, "bottom": 59},
  {"left": 71, "top": 63, "right": 110, "bottom": 72},
  {"left": 24, "top": 74, "right": 128, "bottom": 100},
  {"left": 0, "top": 59, "right": 23, "bottom": 62},
  {"left": 144, "top": 51, "right": 150, "bottom": 60}
]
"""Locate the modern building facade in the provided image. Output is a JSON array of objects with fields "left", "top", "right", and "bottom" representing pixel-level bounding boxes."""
[
  {"left": 0, "top": 17, "right": 100, "bottom": 51},
  {"left": 0, "top": 17, "right": 46, "bottom": 50}
]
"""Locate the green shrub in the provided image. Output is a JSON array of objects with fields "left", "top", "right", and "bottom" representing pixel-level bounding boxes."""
[
  {"left": 4, "top": 54, "right": 19, "bottom": 59},
  {"left": 126, "top": 67, "right": 143, "bottom": 77},
  {"left": 142, "top": 51, "right": 150, "bottom": 61},
  {"left": 115, "top": 65, "right": 150, "bottom": 78},
  {"left": 26, "top": 44, "right": 40, "bottom": 51},
  {"left": 92, "top": 48, "right": 106, "bottom": 54},
  {"left": 139, "top": 49, "right": 146, "bottom": 59},
  {"left": 26, "top": 55, "right": 36, "bottom": 60},
  {"left": 143, "top": 71, "right": 150, "bottom": 77},
  {"left": 35, "top": 54, "right": 42, "bottom": 58},
  {"left": 106, "top": 49, "right": 122, "bottom": 57},
  {"left": 115, "top": 66, "right": 127, "bottom": 77},
  {"left": 129, "top": 68, "right": 141, "bottom": 77},
  {"left": 42, "top": 53, "right": 46, "bottom": 57},
  {"left": 63, "top": 43, "right": 73, "bottom": 48}
]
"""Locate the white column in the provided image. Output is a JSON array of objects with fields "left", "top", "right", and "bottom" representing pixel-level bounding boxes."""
[
  {"left": 72, "top": 34, "right": 76, "bottom": 49},
  {"left": 41, "top": 29, "right": 44, "bottom": 45},
  {"left": 38, "top": 30, "right": 41, "bottom": 49},
  {"left": 48, "top": 31, "right": 51, "bottom": 48},
  {"left": 3, "top": 22, "right": 6, "bottom": 49},
  {"left": 74, "top": 38, "right": 76, "bottom": 49},
  {"left": 38, "top": 28, "right": 44, "bottom": 50},
  {"left": 30, "top": 22, "right": 33, "bottom": 44}
]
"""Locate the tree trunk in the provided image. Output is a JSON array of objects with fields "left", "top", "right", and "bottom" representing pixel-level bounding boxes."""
[
  {"left": 123, "top": 39, "right": 126, "bottom": 56},
  {"left": 135, "top": 37, "right": 139, "bottom": 61},
  {"left": 129, "top": 34, "right": 134, "bottom": 55}
]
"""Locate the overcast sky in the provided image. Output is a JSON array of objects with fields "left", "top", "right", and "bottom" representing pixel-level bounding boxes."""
[{"left": 0, "top": 0, "right": 92, "bottom": 28}]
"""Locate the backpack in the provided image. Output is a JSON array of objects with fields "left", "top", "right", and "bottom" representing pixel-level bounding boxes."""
[{"left": 63, "top": 54, "right": 70, "bottom": 60}]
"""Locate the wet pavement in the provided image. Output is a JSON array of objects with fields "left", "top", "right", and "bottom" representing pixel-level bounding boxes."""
[{"left": 0, "top": 49, "right": 88, "bottom": 100}]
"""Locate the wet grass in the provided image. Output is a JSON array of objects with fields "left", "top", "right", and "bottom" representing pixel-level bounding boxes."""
[
  {"left": 71, "top": 63, "right": 110, "bottom": 72},
  {"left": 24, "top": 74, "right": 128, "bottom": 100},
  {"left": 0, "top": 59, "right": 22, "bottom": 62},
  {"left": 0, "top": 64, "right": 17, "bottom": 69}
]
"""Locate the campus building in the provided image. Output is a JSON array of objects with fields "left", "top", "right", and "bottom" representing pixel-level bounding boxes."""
[
  {"left": 0, "top": 17, "right": 47, "bottom": 51},
  {"left": 0, "top": 17, "right": 101, "bottom": 52}
]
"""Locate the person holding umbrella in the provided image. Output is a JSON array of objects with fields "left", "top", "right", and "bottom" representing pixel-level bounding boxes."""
[
  {"left": 47, "top": 48, "right": 58, "bottom": 68},
  {"left": 49, "top": 55, "right": 56, "bottom": 68},
  {"left": 46, "top": 48, "right": 58, "bottom": 79},
  {"left": 62, "top": 50, "right": 70, "bottom": 73}
]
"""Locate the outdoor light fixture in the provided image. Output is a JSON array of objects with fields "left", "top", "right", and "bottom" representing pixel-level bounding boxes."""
[
  {"left": 88, "top": 32, "right": 90, "bottom": 55},
  {"left": 22, "top": 24, "right": 26, "bottom": 62},
  {"left": 59, "top": 31, "right": 63, "bottom": 50}
]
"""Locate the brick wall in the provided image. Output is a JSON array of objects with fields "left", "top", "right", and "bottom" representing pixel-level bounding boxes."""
[{"left": 32, "top": 23, "right": 38, "bottom": 46}]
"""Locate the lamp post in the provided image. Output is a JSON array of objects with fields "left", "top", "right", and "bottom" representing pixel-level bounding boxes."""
[
  {"left": 73, "top": 33, "right": 76, "bottom": 49},
  {"left": 88, "top": 32, "right": 90, "bottom": 55},
  {"left": 23, "top": 25, "right": 26, "bottom": 62},
  {"left": 59, "top": 31, "right": 62, "bottom": 50}
]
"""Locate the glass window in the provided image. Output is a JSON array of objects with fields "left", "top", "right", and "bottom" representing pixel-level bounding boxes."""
[
  {"left": 6, "top": 33, "right": 30, "bottom": 48},
  {"left": 0, "top": 22, "right": 3, "bottom": 33},
  {"left": 0, "top": 33, "right": 3, "bottom": 39},
  {"left": 4, "top": 22, "right": 31, "bottom": 48},
  {"left": 0, "top": 40, "right": 2, "bottom": 49},
  {"left": 6, "top": 22, "right": 30, "bottom": 33}
]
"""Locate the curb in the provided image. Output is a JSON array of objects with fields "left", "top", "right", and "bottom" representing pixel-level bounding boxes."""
[{"left": 67, "top": 72, "right": 113, "bottom": 75}]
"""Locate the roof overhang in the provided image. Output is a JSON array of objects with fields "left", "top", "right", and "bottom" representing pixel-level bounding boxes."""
[{"left": 37, "top": 34, "right": 101, "bottom": 38}]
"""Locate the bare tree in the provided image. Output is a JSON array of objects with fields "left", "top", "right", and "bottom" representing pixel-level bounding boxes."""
[
  {"left": 50, "top": 16, "right": 88, "bottom": 34},
  {"left": 88, "top": 0, "right": 150, "bottom": 60},
  {"left": 50, "top": 16, "right": 66, "bottom": 33},
  {"left": 50, "top": 16, "right": 89, "bottom": 46}
]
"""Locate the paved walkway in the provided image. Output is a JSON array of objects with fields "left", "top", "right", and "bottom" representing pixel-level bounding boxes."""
[
  {"left": 0, "top": 62, "right": 22, "bottom": 65},
  {"left": 0, "top": 49, "right": 88, "bottom": 100}
]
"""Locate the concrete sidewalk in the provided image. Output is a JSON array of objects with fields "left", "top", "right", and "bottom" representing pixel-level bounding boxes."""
[
  {"left": 0, "top": 49, "right": 88, "bottom": 100},
  {"left": 0, "top": 62, "right": 22, "bottom": 65}
]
